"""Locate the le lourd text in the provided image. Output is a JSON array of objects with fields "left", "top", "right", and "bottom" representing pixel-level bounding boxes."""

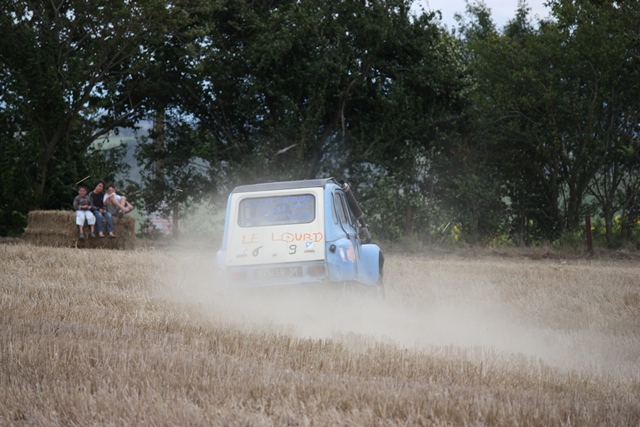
[{"left": 242, "top": 232, "right": 324, "bottom": 244}]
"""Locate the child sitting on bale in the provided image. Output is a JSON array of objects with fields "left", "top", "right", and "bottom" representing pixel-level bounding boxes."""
[
  {"left": 73, "top": 185, "right": 96, "bottom": 239},
  {"left": 104, "top": 184, "right": 134, "bottom": 218}
]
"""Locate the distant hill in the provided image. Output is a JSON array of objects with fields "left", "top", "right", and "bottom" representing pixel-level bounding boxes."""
[{"left": 93, "top": 123, "right": 151, "bottom": 183}]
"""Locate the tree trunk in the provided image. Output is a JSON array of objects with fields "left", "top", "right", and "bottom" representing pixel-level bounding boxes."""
[
  {"left": 172, "top": 201, "right": 179, "bottom": 236},
  {"left": 517, "top": 191, "right": 527, "bottom": 246},
  {"left": 154, "top": 108, "right": 165, "bottom": 183},
  {"left": 404, "top": 206, "right": 413, "bottom": 237},
  {"left": 604, "top": 212, "right": 614, "bottom": 247},
  {"left": 32, "top": 161, "right": 47, "bottom": 210},
  {"left": 621, "top": 191, "right": 637, "bottom": 242},
  {"left": 547, "top": 166, "right": 563, "bottom": 240},
  {"left": 32, "top": 147, "right": 54, "bottom": 210}
]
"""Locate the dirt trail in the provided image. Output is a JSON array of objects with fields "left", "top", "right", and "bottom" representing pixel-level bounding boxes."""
[{"left": 161, "top": 250, "right": 640, "bottom": 382}]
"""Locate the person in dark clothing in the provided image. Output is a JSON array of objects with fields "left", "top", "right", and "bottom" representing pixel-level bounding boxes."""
[{"left": 90, "top": 180, "right": 115, "bottom": 238}]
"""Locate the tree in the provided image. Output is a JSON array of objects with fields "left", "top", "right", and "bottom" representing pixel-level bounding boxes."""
[
  {"left": 457, "top": 0, "right": 640, "bottom": 245},
  {"left": 549, "top": 0, "right": 640, "bottom": 246},
  {"left": 433, "top": 0, "right": 514, "bottom": 244},
  {"left": 0, "top": 0, "right": 172, "bottom": 234},
  {"left": 137, "top": 0, "right": 471, "bottom": 241}
]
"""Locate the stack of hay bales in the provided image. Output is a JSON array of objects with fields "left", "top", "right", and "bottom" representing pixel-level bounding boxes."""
[{"left": 24, "top": 210, "right": 136, "bottom": 250}]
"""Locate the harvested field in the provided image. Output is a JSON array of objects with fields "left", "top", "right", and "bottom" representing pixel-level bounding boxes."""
[{"left": 1, "top": 242, "right": 639, "bottom": 426}]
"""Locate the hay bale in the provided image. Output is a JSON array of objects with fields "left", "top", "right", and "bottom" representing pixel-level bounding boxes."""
[{"left": 24, "top": 210, "right": 137, "bottom": 250}]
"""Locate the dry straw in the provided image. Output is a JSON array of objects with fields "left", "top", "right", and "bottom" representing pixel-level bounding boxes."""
[
  {"left": 24, "top": 210, "right": 136, "bottom": 250},
  {"left": 1, "top": 245, "right": 639, "bottom": 426}
]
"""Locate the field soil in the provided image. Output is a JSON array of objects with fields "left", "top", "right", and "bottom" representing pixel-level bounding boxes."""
[{"left": 1, "top": 241, "right": 639, "bottom": 426}]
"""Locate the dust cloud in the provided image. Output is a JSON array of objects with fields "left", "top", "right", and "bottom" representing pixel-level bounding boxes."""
[{"left": 159, "top": 249, "right": 639, "bottom": 382}]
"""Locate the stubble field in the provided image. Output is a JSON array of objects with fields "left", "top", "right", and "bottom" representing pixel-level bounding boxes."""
[{"left": 1, "top": 241, "right": 639, "bottom": 426}]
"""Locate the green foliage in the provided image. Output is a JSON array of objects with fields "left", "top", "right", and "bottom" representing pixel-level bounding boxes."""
[
  {"left": 2, "top": 0, "right": 640, "bottom": 249},
  {"left": 87, "top": 140, "right": 131, "bottom": 188},
  {"left": 0, "top": 0, "right": 172, "bottom": 234},
  {"left": 189, "top": 0, "right": 467, "bottom": 174},
  {"left": 135, "top": 115, "right": 223, "bottom": 215},
  {"left": 456, "top": 0, "right": 640, "bottom": 247},
  {"left": 354, "top": 169, "right": 451, "bottom": 244},
  {"left": 0, "top": 133, "right": 36, "bottom": 235}
]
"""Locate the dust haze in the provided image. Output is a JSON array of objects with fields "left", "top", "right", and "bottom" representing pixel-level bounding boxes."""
[{"left": 159, "top": 248, "right": 640, "bottom": 382}]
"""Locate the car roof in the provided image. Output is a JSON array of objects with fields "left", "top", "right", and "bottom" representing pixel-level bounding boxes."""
[{"left": 232, "top": 177, "right": 339, "bottom": 194}]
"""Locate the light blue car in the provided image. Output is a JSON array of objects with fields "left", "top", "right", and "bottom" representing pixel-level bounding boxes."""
[{"left": 216, "top": 178, "right": 384, "bottom": 297}]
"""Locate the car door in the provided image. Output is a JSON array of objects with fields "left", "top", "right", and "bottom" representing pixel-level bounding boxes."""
[{"left": 330, "top": 189, "right": 363, "bottom": 281}]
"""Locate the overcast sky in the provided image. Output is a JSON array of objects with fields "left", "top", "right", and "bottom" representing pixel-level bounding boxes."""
[{"left": 412, "top": 0, "right": 552, "bottom": 29}]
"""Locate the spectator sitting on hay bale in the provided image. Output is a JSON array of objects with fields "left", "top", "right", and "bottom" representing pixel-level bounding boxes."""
[
  {"left": 73, "top": 185, "right": 96, "bottom": 239},
  {"left": 104, "top": 184, "right": 134, "bottom": 218},
  {"left": 89, "top": 179, "right": 116, "bottom": 239}
]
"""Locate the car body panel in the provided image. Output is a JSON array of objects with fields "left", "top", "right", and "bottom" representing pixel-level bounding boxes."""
[{"left": 225, "top": 187, "right": 326, "bottom": 267}]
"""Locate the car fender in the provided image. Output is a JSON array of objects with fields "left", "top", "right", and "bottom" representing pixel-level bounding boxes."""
[{"left": 360, "top": 243, "right": 384, "bottom": 285}]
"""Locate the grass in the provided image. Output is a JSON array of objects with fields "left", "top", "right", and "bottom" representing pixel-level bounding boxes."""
[{"left": 1, "top": 242, "right": 639, "bottom": 426}]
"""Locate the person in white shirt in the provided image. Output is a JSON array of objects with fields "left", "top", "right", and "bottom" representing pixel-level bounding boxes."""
[{"left": 104, "top": 184, "right": 134, "bottom": 217}]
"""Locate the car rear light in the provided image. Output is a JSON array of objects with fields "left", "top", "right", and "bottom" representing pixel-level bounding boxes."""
[
  {"left": 307, "top": 265, "right": 325, "bottom": 277},
  {"left": 230, "top": 271, "right": 247, "bottom": 281}
]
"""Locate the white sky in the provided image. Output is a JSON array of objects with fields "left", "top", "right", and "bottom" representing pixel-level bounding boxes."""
[{"left": 412, "top": 0, "right": 552, "bottom": 29}]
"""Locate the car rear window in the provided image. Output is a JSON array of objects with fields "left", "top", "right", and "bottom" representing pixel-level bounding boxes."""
[{"left": 238, "top": 194, "right": 316, "bottom": 227}]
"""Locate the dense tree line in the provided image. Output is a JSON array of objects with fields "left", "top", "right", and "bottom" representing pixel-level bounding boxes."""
[{"left": 1, "top": 0, "right": 639, "bottom": 247}]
